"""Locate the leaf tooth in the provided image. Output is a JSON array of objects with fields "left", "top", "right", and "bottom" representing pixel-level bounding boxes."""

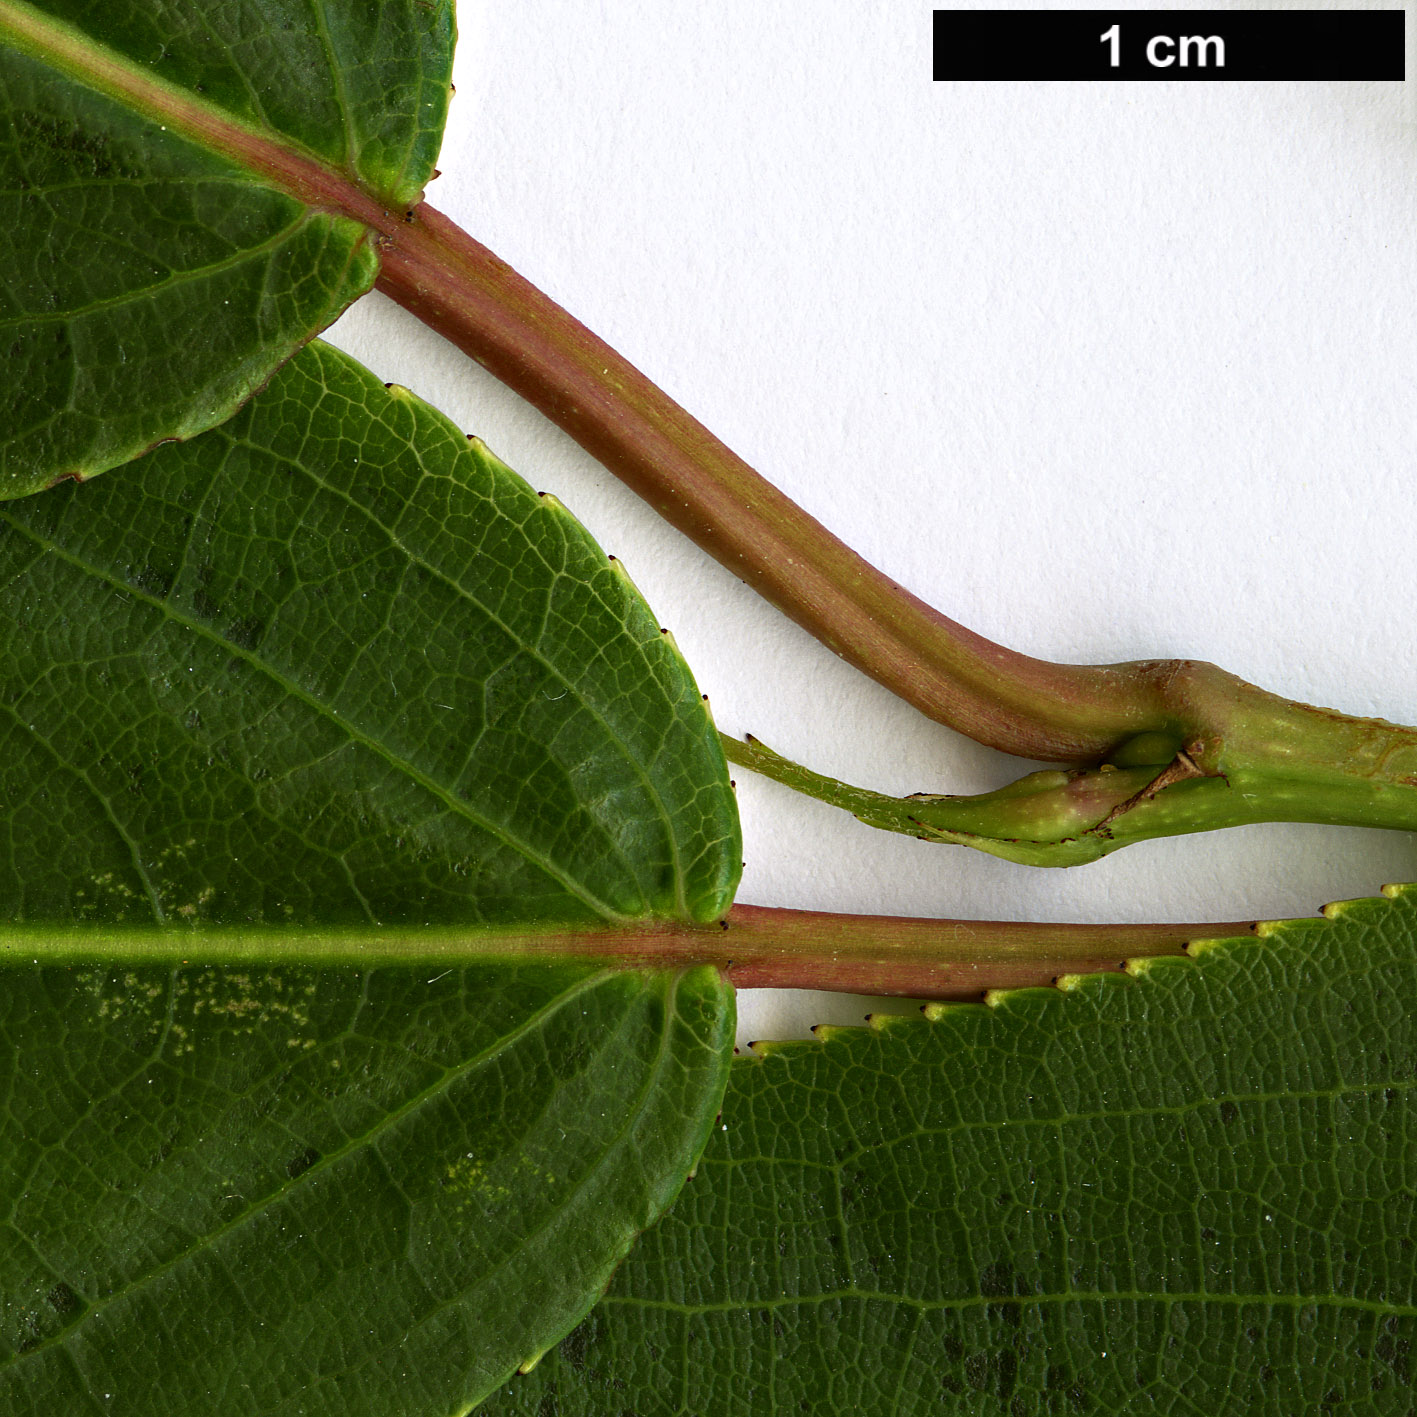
[
  {"left": 382, "top": 381, "right": 414, "bottom": 400},
  {"left": 983, "top": 982, "right": 1044, "bottom": 1008},
  {"left": 1321, "top": 895, "right": 1378, "bottom": 919},
  {"left": 922, "top": 991, "right": 1023, "bottom": 1022},
  {"left": 746, "top": 1037, "right": 795, "bottom": 1057},
  {"left": 602, "top": 551, "right": 650, "bottom": 602},
  {"left": 1179, "top": 936, "right": 1232, "bottom": 958},
  {"left": 1122, "top": 952, "right": 1191, "bottom": 976},
  {"left": 1243, "top": 915, "right": 1330, "bottom": 948},
  {"left": 1049, "top": 974, "right": 1095, "bottom": 995}
]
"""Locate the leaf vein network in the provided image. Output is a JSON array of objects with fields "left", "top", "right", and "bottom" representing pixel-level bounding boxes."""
[
  {"left": 282, "top": 417, "right": 692, "bottom": 917},
  {"left": 0, "top": 510, "right": 625, "bottom": 923},
  {"left": 0, "top": 210, "right": 317, "bottom": 331},
  {"left": 0, "top": 968, "right": 614, "bottom": 1378}
]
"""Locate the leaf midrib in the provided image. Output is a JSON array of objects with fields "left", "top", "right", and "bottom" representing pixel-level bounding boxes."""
[{"left": 0, "top": 0, "right": 398, "bottom": 223}]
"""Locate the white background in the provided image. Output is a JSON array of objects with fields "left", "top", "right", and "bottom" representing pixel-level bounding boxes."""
[{"left": 326, "top": 2, "right": 1417, "bottom": 1043}]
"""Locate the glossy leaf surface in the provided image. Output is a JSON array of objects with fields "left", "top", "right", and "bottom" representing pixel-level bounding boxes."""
[
  {"left": 0, "top": 0, "right": 453, "bottom": 496},
  {"left": 0, "top": 339, "right": 741, "bottom": 928},
  {"left": 490, "top": 889, "right": 1417, "bottom": 1415},
  {"left": 0, "top": 959, "right": 733, "bottom": 1416}
]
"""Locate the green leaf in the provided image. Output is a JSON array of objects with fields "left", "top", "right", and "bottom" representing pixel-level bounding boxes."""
[
  {"left": 0, "top": 959, "right": 734, "bottom": 1415},
  {"left": 0, "top": 339, "right": 740, "bottom": 928},
  {"left": 0, "top": 337, "right": 743, "bottom": 1413},
  {"left": 488, "top": 889, "right": 1417, "bottom": 1415},
  {"left": 0, "top": 0, "right": 454, "bottom": 497}
]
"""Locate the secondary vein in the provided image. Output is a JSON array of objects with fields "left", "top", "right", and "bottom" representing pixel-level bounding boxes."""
[
  {"left": 0, "top": 512, "right": 626, "bottom": 923},
  {"left": 0, "top": 967, "right": 615, "bottom": 1378}
]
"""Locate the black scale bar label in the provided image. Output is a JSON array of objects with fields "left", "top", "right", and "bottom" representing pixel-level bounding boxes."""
[{"left": 933, "top": 10, "right": 1406, "bottom": 81}]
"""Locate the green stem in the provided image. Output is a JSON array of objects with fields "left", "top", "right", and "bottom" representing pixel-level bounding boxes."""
[
  {"left": 726, "top": 686, "right": 1417, "bottom": 866},
  {"left": 375, "top": 206, "right": 1417, "bottom": 860},
  {"left": 0, "top": 905, "right": 1250, "bottom": 1000},
  {"left": 374, "top": 204, "right": 1168, "bottom": 763}
]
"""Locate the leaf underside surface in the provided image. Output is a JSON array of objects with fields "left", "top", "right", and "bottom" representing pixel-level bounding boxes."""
[
  {"left": 0, "top": 959, "right": 734, "bottom": 1417},
  {"left": 488, "top": 890, "right": 1417, "bottom": 1416},
  {"left": 0, "top": 0, "right": 454, "bottom": 496},
  {"left": 0, "top": 338, "right": 743, "bottom": 1414},
  {"left": 0, "top": 339, "right": 741, "bottom": 929}
]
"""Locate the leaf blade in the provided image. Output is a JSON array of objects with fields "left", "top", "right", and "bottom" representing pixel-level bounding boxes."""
[
  {"left": 0, "top": 959, "right": 733, "bottom": 1416},
  {"left": 0, "top": 339, "right": 741, "bottom": 926},
  {"left": 1, "top": 0, "right": 453, "bottom": 202},
  {"left": 0, "top": 332, "right": 742, "bottom": 1412},
  {"left": 487, "top": 891, "right": 1417, "bottom": 1414},
  {"left": 0, "top": 0, "right": 454, "bottom": 496}
]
